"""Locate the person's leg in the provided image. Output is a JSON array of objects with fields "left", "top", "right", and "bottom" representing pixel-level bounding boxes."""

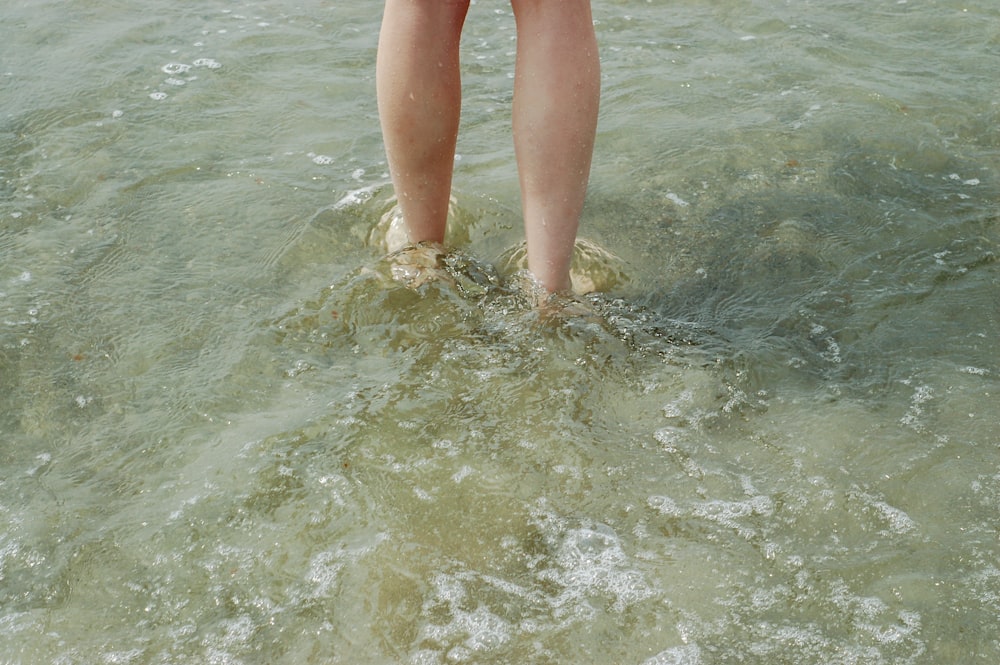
[
  {"left": 376, "top": 0, "right": 471, "bottom": 245},
  {"left": 509, "top": 0, "right": 600, "bottom": 293}
]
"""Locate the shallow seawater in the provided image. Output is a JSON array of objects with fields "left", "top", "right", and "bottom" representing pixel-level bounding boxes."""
[{"left": 2, "top": 0, "right": 999, "bottom": 663}]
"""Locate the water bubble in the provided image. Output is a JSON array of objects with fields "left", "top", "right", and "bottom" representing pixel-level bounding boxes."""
[
  {"left": 193, "top": 58, "right": 222, "bottom": 69},
  {"left": 164, "top": 77, "right": 186, "bottom": 86},
  {"left": 161, "top": 63, "right": 191, "bottom": 75},
  {"left": 149, "top": 92, "right": 168, "bottom": 101},
  {"left": 648, "top": 494, "right": 682, "bottom": 516},
  {"left": 311, "top": 154, "right": 335, "bottom": 165}
]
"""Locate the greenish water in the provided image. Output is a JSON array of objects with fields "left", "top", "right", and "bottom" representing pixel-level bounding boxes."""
[{"left": 2, "top": 1, "right": 999, "bottom": 663}]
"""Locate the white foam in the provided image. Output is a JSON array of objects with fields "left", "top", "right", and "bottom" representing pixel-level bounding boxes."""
[
  {"left": 649, "top": 491, "right": 774, "bottom": 540},
  {"left": 100, "top": 648, "right": 145, "bottom": 664},
  {"left": 862, "top": 494, "right": 918, "bottom": 534},
  {"left": 643, "top": 644, "right": 702, "bottom": 665},
  {"left": 653, "top": 426, "right": 683, "bottom": 451},
  {"left": 333, "top": 185, "right": 378, "bottom": 209},
  {"left": 541, "top": 524, "right": 655, "bottom": 613},
  {"left": 0, "top": 536, "right": 22, "bottom": 567},
  {"left": 458, "top": 606, "right": 511, "bottom": 651},
  {"left": 409, "top": 650, "right": 440, "bottom": 665},
  {"left": 25, "top": 452, "right": 52, "bottom": 476},
  {"left": 219, "top": 614, "right": 254, "bottom": 646},
  {"left": 947, "top": 173, "right": 980, "bottom": 186},
  {"left": 665, "top": 192, "right": 690, "bottom": 207},
  {"left": 899, "top": 383, "right": 933, "bottom": 431},
  {"left": 416, "top": 575, "right": 513, "bottom": 657},
  {"left": 451, "top": 465, "right": 474, "bottom": 483},
  {"left": 305, "top": 550, "right": 344, "bottom": 597}
]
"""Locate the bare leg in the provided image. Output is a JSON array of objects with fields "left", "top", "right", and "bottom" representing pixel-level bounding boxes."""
[
  {"left": 376, "top": 0, "right": 470, "bottom": 245},
  {"left": 510, "top": 0, "right": 600, "bottom": 293}
]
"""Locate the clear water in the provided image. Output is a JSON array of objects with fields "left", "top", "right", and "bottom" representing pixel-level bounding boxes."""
[{"left": 2, "top": 0, "right": 999, "bottom": 663}]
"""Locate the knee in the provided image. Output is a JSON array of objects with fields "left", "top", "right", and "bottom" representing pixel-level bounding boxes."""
[
  {"left": 510, "top": 0, "right": 593, "bottom": 25},
  {"left": 440, "top": 0, "right": 471, "bottom": 13},
  {"left": 385, "top": 0, "right": 471, "bottom": 24},
  {"left": 403, "top": 0, "right": 470, "bottom": 16}
]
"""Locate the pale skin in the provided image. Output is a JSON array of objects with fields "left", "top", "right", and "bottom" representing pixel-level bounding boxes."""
[{"left": 376, "top": 0, "right": 600, "bottom": 293}]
